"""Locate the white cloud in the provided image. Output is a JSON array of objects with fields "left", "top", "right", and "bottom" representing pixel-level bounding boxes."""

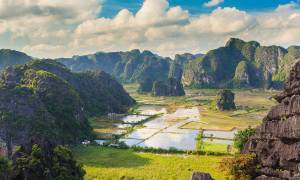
[
  {"left": 0, "top": 0, "right": 101, "bottom": 57},
  {"left": 22, "top": 44, "right": 68, "bottom": 58},
  {"left": 203, "top": 0, "right": 224, "bottom": 7},
  {"left": 1, "top": 0, "right": 300, "bottom": 58},
  {"left": 186, "top": 7, "right": 256, "bottom": 34}
]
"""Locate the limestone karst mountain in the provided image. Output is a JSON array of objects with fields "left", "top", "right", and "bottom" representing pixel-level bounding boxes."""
[
  {"left": 0, "top": 38, "right": 299, "bottom": 89},
  {"left": 243, "top": 61, "right": 300, "bottom": 179},
  {"left": 183, "top": 38, "right": 300, "bottom": 89},
  {"left": 0, "top": 60, "right": 135, "bottom": 151}
]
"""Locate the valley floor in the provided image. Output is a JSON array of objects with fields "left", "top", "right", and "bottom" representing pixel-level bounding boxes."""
[
  {"left": 75, "top": 84, "right": 278, "bottom": 179},
  {"left": 73, "top": 146, "right": 227, "bottom": 180}
]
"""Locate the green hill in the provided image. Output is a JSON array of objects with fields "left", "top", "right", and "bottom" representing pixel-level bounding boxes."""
[
  {"left": 0, "top": 60, "right": 135, "bottom": 149},
  {"left": 183, "top": 38, "right": 300, "bottom": 89}
]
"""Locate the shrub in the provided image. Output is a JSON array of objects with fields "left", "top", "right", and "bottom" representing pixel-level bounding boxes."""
[
  {"left": 0, "top": 157, "right": 11, "bottom": 180},
  {"left": 12, "top": 144, "right": 85, "bottom": 179},
  {"left": 219, "top": 153, "right": 258, "bottom": 180},
  {"left": 233, "top": 127, "right": 256, "bottom": 152}
]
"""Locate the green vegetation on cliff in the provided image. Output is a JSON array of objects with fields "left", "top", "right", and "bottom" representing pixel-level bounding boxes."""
[
  {"left": 0, "top": 49, "right": 32, "bottom": 70},
  {"left": 58, "top": 50, "right": 172, "bottom": 83},
  {"left": 183, "top": 38, "right": 300, "bottom": 89},
  {"left": 3, "top": 144, "right": 85, "bottom": 180},
  {"left": 0, "top": 60, "right": 135, "bottom": 155}
]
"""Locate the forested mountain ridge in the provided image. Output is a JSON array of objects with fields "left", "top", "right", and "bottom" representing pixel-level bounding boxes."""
[
  {"left": 0, "top": 60, "right": 135, "bottom": 152},
  {"left": 0, "top": 49, "right": 32, "bottom": 70},
  {"left": 57, "top": 50, "right": 198, "bottom": 83},
  {"left": 0, "top": 38, "right": 299, "bottom": 89},
  {"left": 183, "top": 38, "right": 300, "bottom": 89}
]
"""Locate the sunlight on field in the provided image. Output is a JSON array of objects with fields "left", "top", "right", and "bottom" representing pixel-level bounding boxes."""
[
  {"left": 73, "top": 146, "right": 227, "bottom": 180},
  {"left": 189, "top": 107, "right": 261, "bottom": 130},
  {"left": 123, "top": 84, "right": 277, "bottom": 131},
  {"left": 76, "top": 85, "right": 278, "bottom": 180}
]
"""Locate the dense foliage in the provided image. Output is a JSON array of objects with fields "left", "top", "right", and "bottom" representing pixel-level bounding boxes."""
[
  {"left": 0, "top": 49, "right": 32, "bottom": 70},
  {"left": 233, "top": 127, "right": 256, "bottom": 152},
  {"left": 183, "top": 38, "right": 300, "bottom": 89},
  {"left": 0, "top": 157, "right": 11, "bottom": 180},
  {"left": 0, "top": 60, "right": 135, "bottom": 155},
  {"left": 58, "top": 50, "right": 173, "bottom": 83},
  {"left": 212, "top": 89, "right": 236, "bottom": 111},
  {"left": 219, "top": 153, "right": 258, "bottom": 180},
  {"left": 137, "top": 77, "right": 154, "bottom": 93},
  {"left": 152, "top": 78, "right": 185, "bottom": 96},
  {"left": 1, "top": 144, "right": 85, "bottom": 180}
]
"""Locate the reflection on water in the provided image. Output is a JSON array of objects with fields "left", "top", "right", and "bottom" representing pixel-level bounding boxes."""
[
  {"left": 116, "top": 106, "right": 237, "bottom": 150},
  {"left": 95, "top": 140, "right": 108, "bottom": 145},
  {"left": 122, "top": 107, "right": 201, "bottom": 150},
  {"left": 121, "top": 115, "right": 149, "bottom": 124},
  {"left": 138, "top": 132, "right": 198, "bottom": 150},
  {"left": 125, "top": 128, "right": 159, "bottom": 139},
  {"left": 115, "top": 124, "right": 132, "bottom": 129},
  {"left": 202, "top": 129, "right": 238, "bottom": 139},
  {"left": 136, "top": 105, "right": 167, "bottom": 115}
]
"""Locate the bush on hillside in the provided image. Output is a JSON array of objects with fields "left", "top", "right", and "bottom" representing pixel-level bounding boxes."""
[
  {"left": 219, "top": 153, "right": 258, "bottom": 180},
  {"left": 11, "top": 144, "right": 85, "bottom": 180},
  {"left": 234, "top": 127, "right": 256, "bottom": 152}
]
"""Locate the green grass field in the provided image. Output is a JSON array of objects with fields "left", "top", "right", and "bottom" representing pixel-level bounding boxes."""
[
  {"left": 76, "top": 85, "right": 277, "bottom": 179},
  {"left": 73, "top": 146, "right": 227, "bottom": 180}
]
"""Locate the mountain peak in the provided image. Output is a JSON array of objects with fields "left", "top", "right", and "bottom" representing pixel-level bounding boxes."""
[{"left": 225, "top": 38, "right": 246, "bottom": 48}]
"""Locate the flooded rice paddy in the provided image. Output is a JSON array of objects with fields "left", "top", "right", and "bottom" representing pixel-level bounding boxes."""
[
  {"left": 96, "top": 105, "right": 237, "bottom": 150},
  {"left": 119, "top": 106, "right": 236, "bottom": 150}
]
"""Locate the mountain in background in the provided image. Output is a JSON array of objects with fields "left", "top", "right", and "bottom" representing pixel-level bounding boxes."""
[
  {"left": 56, "top": 50, "right": 199, "bottom": 83},
  {"left": 0, "top": 38, "right": 299, "bottom": 89},
  {"left": 0, "top": 49, "right": 32, "bottom": 69},
  {"left": 183, "top": 38, "right": 300, "bottom": 89}
]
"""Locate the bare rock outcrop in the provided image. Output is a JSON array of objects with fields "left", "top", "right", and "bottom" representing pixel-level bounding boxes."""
[
  {"left": 215, "top": 89, "right": 236, "bottom": 111},
  {"left": 190, "top": 172, "right": 213, "bottom": 180},
  {"left": 243, "top": 61, "right": 300, "bottom": 179}
]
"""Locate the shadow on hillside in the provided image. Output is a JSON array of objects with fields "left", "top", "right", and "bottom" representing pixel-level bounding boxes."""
[{"left": 74, "top": 146, "right": 150, "bottom": 168}]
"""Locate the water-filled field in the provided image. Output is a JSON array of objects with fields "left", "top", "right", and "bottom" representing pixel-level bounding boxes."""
[
  {"left": 121, "top": 107, "right": 200, "bottom": 150},
  {"left": 89, "top": 85, "right": 277, "bottom": 151},
  {"left": 76, "top": 85, "right": 278, "bottom": 179}
]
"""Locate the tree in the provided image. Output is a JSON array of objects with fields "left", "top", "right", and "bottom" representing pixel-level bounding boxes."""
[
  {"left": 219, "top": 153, "right": 258, "bottom": 180},
  {"left": 214, "top": 89, "right": 236, "bottom": 111},
  {"left": 0, "top": 112, "right": 15, "bottom": 158},
  {"left": 0, "top": 157, "right": 11, "bottom": 180},
  {"left": 12, "top": 144, "right": 85, "bottom": 180},
  {"left": 138, "top": 77, "right": 154, "bottom": 93},
  {"left": 234, "top": 127, "right": 256, "bottom": 152}
]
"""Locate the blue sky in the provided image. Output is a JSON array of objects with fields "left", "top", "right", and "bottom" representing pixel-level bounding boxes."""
[{"left": 101, "top": 0, "right": 297, "bottom": 17}]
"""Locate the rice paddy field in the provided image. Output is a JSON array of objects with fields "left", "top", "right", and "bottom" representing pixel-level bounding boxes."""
[
  {"left": 73, "top": 146, "right": 227, "bottom": 180},
  {"left": 74, "top": 84, "right": 278, "bottom": 179}
]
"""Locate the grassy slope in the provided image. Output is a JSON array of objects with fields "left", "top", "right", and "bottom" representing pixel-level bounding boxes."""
[{"left": 73, "top": 146, "right": 227, "bottom": 180}]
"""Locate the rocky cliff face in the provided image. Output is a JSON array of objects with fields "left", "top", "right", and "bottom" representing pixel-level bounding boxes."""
[
  {"left": 0, "top": 60, "right": 135, "bottom": 150},
  {"left": 183, "top": 38, "right": 300, "bottom": 89},
  {"left": 57, "top": 50, "right": 172, "bottom": 83},
  {"left": 215, "top": 89, "right": 236, "bottom": 111},
  {"left": 152, "top": 78, "right": 185, "bottom": 96},
  {"left": 243, "top": 61, "right": 300, "bottom": 179}
]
